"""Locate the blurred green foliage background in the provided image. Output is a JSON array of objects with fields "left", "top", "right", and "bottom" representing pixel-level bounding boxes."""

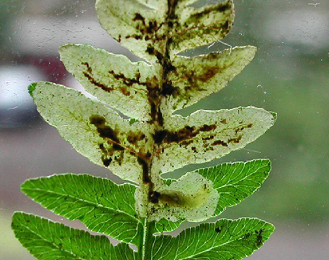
[{"left": 0, "top": 0, "right": 328, "bottom": 259}]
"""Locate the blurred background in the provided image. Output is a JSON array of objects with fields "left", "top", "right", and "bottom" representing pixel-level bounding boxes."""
[{"left": 0, "top": 0, "right": 328, "bottom": 259}]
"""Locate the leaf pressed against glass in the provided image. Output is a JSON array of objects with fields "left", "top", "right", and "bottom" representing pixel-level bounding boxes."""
[{"left": 13, "top": 0, "right": 276, "bottom": 259}]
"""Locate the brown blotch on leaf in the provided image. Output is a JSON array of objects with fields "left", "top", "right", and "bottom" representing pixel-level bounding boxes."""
[
  {"left": 133, "top": 13, "right": 146, "bottom": 26},
  {"left": 102, "top": 157, "right": 112, "bottom": 167},
  {"left": 203, "top": 135, "right": 214, "bottom": 141},
  {"left": 82, "top": 62, "right": 92, "bottom": 74},
  {"left": 256, "top": 229, "right": 264, "bottom": 246},
  {"left": 235, "top": 123, "right": 253, "bottom": 134},
  {"left": 113, "top": 144, "right": 124, "bottom": 151},
  {"left": 197, "top": 67, "right": 222, "bottom": 83},
  {"left": 127, "top": 132, "right": 146, "bottom": 145},
  {"left": 153, "top": 125, "right": 196, "bottom": 145},
  {"left": 228, "top": 135, "right": 242, "bottom": 144},
  {"left": 161, "top": 82, "right": 179, "bottom": 96},
  {"left": 149, "top": 190, "right": 161, "bottom": 203},
  {"left": 137, "top": 156, "right": 150, "bottom": 183},
  {"left": 188, "top": 1, "right": 232, "bottom": 21},
  {"left": 181, "top": 140, "right": 193, "bottom": 146},
  {"left": 90, "top": 115, "right": 120, "bottom": 143},
  {"left": 212, "top": 140, "right": 228, "bottom": 147},
  {"left": 200, "top": 124, "right": 216, "bottom": 132},
  {"left": 217, "top": 2, "right": 232, "bottom": 13}
]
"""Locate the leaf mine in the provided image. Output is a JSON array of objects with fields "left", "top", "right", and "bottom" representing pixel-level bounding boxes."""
[
  {"left": 165, "top": 46, "right": 257, "bottom": 112},
  {"left": 153, "top": 107, "right": 276, "bottom": 175},
  {"left": 136, "top": 172, "right": 219, "bottom": 222},
  {"left": 96, "top": 0, "right": 167, "bottom": 62},
  {"left": 29, "top": 82, "right": 153, "bottom": 183},
  {"left": 60, "top": 44, "right": 157, "bottom": 120},
  {"left": 171, "top": 0, "right": 235, "bottom": 55}
]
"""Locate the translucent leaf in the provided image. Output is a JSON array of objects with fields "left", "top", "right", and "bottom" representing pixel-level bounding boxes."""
[
  {"left": 60, "top": 44, "right": 157, "bottom": 120},
  {"left": 198, "top": 159, "right": 271, "bottom": 215},
  {"left": 134, "top": 0, "right": 167, "bottom": 10},
  {"left": 154, "top": 107, "right": 276, "bottom": 174},
  {"left": 150, "top": 218, "right": 274, "bottom": 260},
  {"left": 96, "top": 0, "right": 166, "bottom": 62},
  {"left": 12, "top": 212, "right": 137, "bottom": 260},
  {"left": 21, "top": 174, "right": 142, "bottom": 245},
  {"left": 95, "top": 0, "right": 234, "bottom": 61},
  {"left": 170, "top": 0, "right": 235, "bottom": 55},
  {"left": 29, "top": 82, "right": 153, "bottom": 183},
  {"left": 166, "top": 46, "right": 257, "bottom": 112},
  {"left": 137, "top": 172, "right": 219, "bottom": 222}
]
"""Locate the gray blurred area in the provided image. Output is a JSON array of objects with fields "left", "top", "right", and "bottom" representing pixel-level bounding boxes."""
[{"left": 0, "top": 0, "right": 328, "bottom": 259}]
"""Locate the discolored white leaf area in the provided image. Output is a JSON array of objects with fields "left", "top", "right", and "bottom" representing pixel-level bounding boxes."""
[
  {"left": 96, "top": 0, "right": 167, "bottom": 62},
  {"left": 154, "top": 107, "right": 276, "bottom": 174},
  {"left": 136, "top": 172, "right": 219, "bottom": 222},
  {"left": 171, "top": 0, "right": 235, "bottom": 56},
  {"left": 96, "top": 0, "right": 234, "bottom": 63},
  {"left": 165, "top": 46, "right": 257, "bottom": 112},
  {"left": 60, "top": 44, "right": 157, "bottom": 120},
  {"left": 29, "top": 82, "right": 153, "bottom": 183}
]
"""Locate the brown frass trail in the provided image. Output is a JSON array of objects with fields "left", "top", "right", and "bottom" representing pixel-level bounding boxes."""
[
  {"left": 153, "top": 124, "right": 217, "bottom": 145},
  {"left": 82, "top": 62, "right": 113, "bottom": 93}
]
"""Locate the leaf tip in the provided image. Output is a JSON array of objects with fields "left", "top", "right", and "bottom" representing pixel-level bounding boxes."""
[
  {"left": 271, "top": 111, "right": 278, "bottom": 121},
  {"left": 28, "top": 83, "right": 37, "bottom": 97}
]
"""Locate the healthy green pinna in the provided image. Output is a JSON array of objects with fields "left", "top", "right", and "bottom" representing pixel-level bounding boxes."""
[{"left": 12, "top": 0, "right": 276, "bottom": 259}]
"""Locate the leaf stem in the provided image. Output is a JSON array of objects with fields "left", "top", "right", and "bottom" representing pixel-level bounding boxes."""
[{"left": 138, "top": 219, "right": 155, "bottom": 260}]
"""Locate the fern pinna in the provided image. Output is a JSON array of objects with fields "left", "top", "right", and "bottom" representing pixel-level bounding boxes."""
[{"left": 12, "top": 0, "right": 276, "bottom": 259}]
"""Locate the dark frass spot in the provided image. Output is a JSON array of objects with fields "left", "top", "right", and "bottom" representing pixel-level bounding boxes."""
[
  {"left": 228, "top": 135, "right": 242, "bottom": 144},
  {"left": 215, "top": 227, "right": 221, "bottom": 233},
  {"left": 90, "top": 116, "right": 105, "bottom": 126},
  {"left": 113, "top": 144, "right": 124, "bottom": 151},
  {"left": 256, "top": 229, "right": 264, "bottom": 246},
  {"left": 200, "top": 124, "right": 216, "bottom": 132},
  {"left": 149, "top": 191, "right": 161, "bottom": 203},
  {"left": 212, "top": 140, "right": 228, "bottom": 147},
  {"left": 244, "top": 233, "right": 251, "bottom": 239},
  {"left": 89, "top": 115, "right": 119, "bottom": 143},
  {"left": 137, "top": 156, "right": 150, "bottom": 183},
  {"left": 133, "top": 13, "right": 146, "bottom": 26}
]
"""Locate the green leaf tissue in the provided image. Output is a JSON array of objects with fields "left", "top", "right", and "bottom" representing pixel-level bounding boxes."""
[{"left": 12, "top": 0, "right": 277, "bottom": 259}]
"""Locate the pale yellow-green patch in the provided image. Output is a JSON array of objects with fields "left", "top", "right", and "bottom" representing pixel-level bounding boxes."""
[
  {"left": 166, "top": 46, "right": 257, "bottom": 112},
  {"left": 30, "top": 82, "right": 152, "bottom": 183},
  {"left": 59, "top": 44, "right": 156, "bottom": 120},
  {"left": 154, "top": 107, "right": 276, "bottom": 174},
  {"left": 96, "top": 0, "right": 234, "bottom": 63},
  {"left": 135, "top": 0, "right": 168, "bottom": 10},
  {"left": 136, "top": 172, "right": 219, "bottom": 222},
  {"left": 96, "top": 0, "right": 166, "bottom": 62},
  {"left": 171, "top": 0, "right": 235, "bottom": 56}
]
